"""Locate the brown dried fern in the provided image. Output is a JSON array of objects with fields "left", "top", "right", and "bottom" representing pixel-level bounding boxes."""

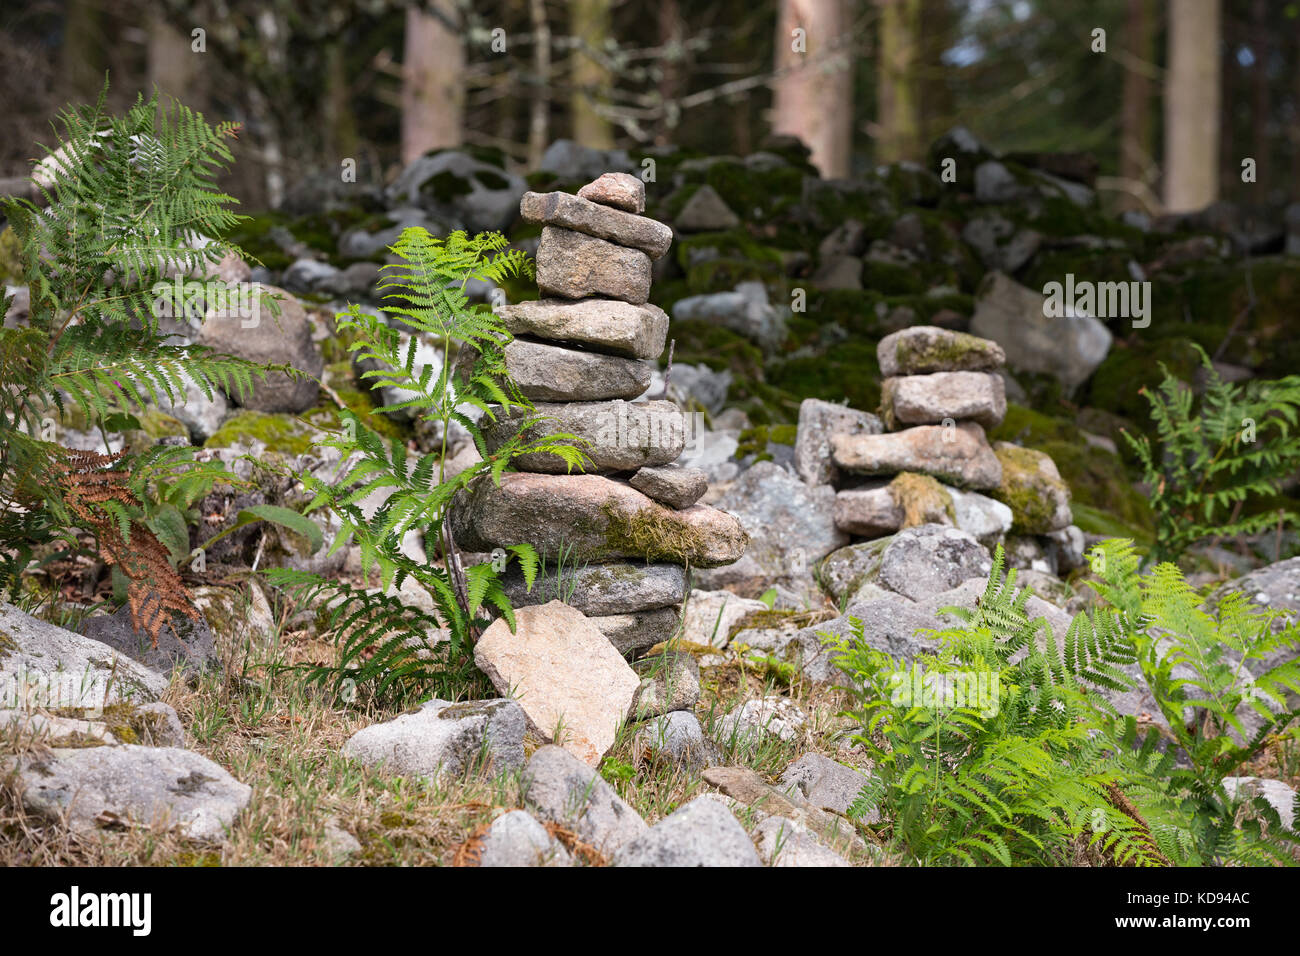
[{"left": 55, "top": 448, "right": 197, "bottom": 646}]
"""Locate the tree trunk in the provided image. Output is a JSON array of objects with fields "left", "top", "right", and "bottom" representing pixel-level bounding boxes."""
[
  {"left": 655, "top": 0, "right": 685, "bottom": 145},
  {"left": 147, "top": 14, "right": 198, "bottom": 105},
  {"left": 323, "top": 41, "right": 359, "bottom": 162},
  {"left": 569, "top": 0, "right": 615, "bottom": 148},
  {"left": 772, "top": 0, "right": 854, "bottom": 177},
  {"left": 402, "top": 3, "right": 465, "bottom": 165},
  {"left": 1118, "top": 0, "right": 1154, "bottom": 211},
  {"left": 527, "top": 0, "right": 552, "bottom": 167},
  {"left": 1164, "top": 0, "right": 1222, "bottom": 212},
  {"left": 876, "top": 0, "right": 922, "bottom": 163}
]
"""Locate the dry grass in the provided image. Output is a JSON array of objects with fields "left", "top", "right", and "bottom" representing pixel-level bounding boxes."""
[{"left": 0, "top": 592, "right": 879, "bottom": 867}]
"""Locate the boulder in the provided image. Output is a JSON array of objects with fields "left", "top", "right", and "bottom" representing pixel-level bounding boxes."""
[
  {"left": 674, "top": 185, "right": 741, "bottom": 232},
  {"left": 474, "top": 602, "right": 640, "bottom": 765},
  {"left": 4, "top": 745, "right": 250, "bottom": 842},
  {"left": 0, "top": 603, "right": 168, "bottom": 709},
  {"left": 970, "top": 272, "right": 1112, "bottom": 391},
  {"left": 670, "top": 281, "right": 788, "bottom": 351},
  {"left": 197, "top": 284, "right": 322, "bottom": 413},
  {"left": 754, "top": 816, "right": 852, "bottom": 867},
  {"left": 613, "top": 795, "right": 761, "bottom": 867},
  {"left": 695, "top": 461, "right": 845, "bottom": 597},
  {"left": 342, "top": 698, "right": 526, "bottom": 781},
  {"left": 476, "top": 810, "right": 573, "bottom": 867},
  {"left": 385, "top": 149, "right": 527, "bottom": 232},
  {"left": 522, "top": 745, "right": 647, "bottom": 853},
  {"left": 778, "top": 753, "right": 875, "bottom": 817},
  {"left": 536, "top": 226, "right": 652, "bottom": 303},
  {"left": 714, "top": 695, "right": 808, "bottom": 744}
]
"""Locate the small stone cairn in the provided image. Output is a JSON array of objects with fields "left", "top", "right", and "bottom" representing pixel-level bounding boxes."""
[
  {"left": 452, "top": 172, "right": 748, "bottom": 657},
  {"left": 798, "top": 325, "right": 1074, "bottom": 548}
]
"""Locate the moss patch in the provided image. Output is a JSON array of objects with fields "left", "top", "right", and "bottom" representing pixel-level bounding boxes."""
[
  {"left": 991, "top": 444, "right": 1070, "bottom": 534},
  {"left": 204, "top": 410, "right": 317, "bottom": 456},
  {"left": 889, "top": 472, "right": 955, "bottom": 527},
  {"left": 601, "top": 504, "right": 707, "bottom": 565}
]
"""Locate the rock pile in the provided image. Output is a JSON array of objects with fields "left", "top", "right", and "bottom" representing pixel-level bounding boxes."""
[
  {"left": 801, "top": 325, "right": 1075, "bottom": 555},
  {"left": 453, "top": 172, "right": 748, "bottom": 658}
]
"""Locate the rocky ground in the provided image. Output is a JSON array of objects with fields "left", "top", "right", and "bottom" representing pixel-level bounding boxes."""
[{"left": 2, "top": 131, "right": 1299, "bottom": 866}]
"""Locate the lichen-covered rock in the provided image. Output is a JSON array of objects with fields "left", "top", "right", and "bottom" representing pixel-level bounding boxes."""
[
  {"left": 523, "top": 745, "right": 647, "bottom": 853},
  {"left": 695, "top": 461, "right": 845, "bottom": 597},
  {"left": 536, "top": 226, "right": 652, "bottom": 303},
  {"left": 832, "top": 422, "right": 1002, "bottom": 490},
  {"left": 714, "top": 695, "right": 808, "bottom": 744},
  {"left": 778, "top": 753, "right": 875, "bottom": 818},
  {"left": 475, "top": 602, "right": 639, "bottom": 765},
  {"left": 991, "top": 441, "right": 1072, "bottom": 533},
  {"left": 343, "top": 698, "right": 526, "bottom": 781},
  {"left": 521, "top": 190, "right": 672, "bottom": 259},
  {"left": 753, "top": 817, "right": 853, "bottom": 867},
  {"left": 679, "top": 589, "right": 770, "bottom": 648},
  {"left": 79, "top": 599, "right": 220, "bottom": 679},
  {"left": 880, "top": 370, "right": 1007, "bottom": 429},
  {"left": 481, "top": 400, "right": 685, "bottom": 473},
  {"left": 497, "top": 562, "right": 686, "bottom": 617},
  {"left": 818, "top": 524, "right": 992, "bottom": 605},
  {"left": 450, "top": 472, "right": 748, "bottom": 568},
  {"left": 4, "top": 745, "right": 250, "bottom": 842},
  {"left": 877, "top": 325, "right": 1006, "bottom": 377},
  {"left": 794, "top": 398, "right": 884, "bottom": 487},
  {"left": 497, "top": 298, "right": 668, "bottom": 359},
  {"left": 0, "top": 603, "right": 168, "bottom": 708}
]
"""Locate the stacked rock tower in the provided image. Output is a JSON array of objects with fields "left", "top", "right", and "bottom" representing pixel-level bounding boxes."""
[
  {"left": 452, "top": 172, "right": 748, "bottom": 656},
  {"left": 823, "top": 325, "right": 1073, "bottom": 544}
]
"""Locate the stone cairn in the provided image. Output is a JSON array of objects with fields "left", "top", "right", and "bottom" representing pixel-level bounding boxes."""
[
  {"left": 452, "top": 172, "right": 749, "bottom": 658},
  {"left": 798, "top": 325, "right": 1075, "bottom": 554}
]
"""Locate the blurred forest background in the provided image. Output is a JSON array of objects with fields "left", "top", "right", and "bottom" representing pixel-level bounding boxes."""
[{"left": 0, "top": 0, "right": 1296, "bottom": 215}]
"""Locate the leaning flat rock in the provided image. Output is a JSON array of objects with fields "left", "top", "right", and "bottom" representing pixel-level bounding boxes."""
[
  {"left": 521, "top": 191, "right": 672, "bottom": 259},
  {"left": 881, "top": 371, "right": 1007, "bottom": 429},
  {"left": 613, "top": 795, "right": 761, "bottom": 867},
  {"left": 629, "top": 464, "right": 709, "bottom": 509},
  {"left": 577, "top": 172, "right": 645, "bottom": 213},
  {"left": 877, "top": 325, "right": 1006, "bottom": 377},
  {"left": 500, "top": 339, "right": 653, "bottom": 402},
  {"left": 482, "top": 400, "right": 685, "bottom": 473},
  {"left": 497, "top": 562, "right": 686, "bottom": 616},
  {"left": 5, "top": 745, "right": 250, "bottom": 842},
  {"left": 832, "top": 421, "right": 1002, "bottom": 490},
  {"left": 342, "top": 698, "right": 525, "bottom": 781},
  {"left": 0, "top": 602, "right": 168, "bottom": 708},
  {"left": 474, "top": 601, "right": 640, "bottom": 765},
  {"left": 523, "top": 744, "right": 648, "bottom": 852},
  {"left": 536, "top": 226, "right": 652, "bottom": 303},
  {"left": 497, "top": 298, "right": 668, "bottom": 359},
  {"left": 451, "top": 472, "right": 748, "bottom": 567}
]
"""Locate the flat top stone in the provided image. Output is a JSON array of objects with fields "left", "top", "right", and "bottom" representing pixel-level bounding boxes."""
[
  {"left": 536, "top": 226, "right": 653, "bottom": 304},
  {"left": 577, "top": 172, "right": 645, "bottom": 214},
  {"left": 877, "top": 325, "right": 1006, "bottom": 377},
  {"left": 522, "top": 190, "right": 672, "bottom": 259},
  {"left": 474, "top": 601, "right": 639, "bottom": 765}
]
